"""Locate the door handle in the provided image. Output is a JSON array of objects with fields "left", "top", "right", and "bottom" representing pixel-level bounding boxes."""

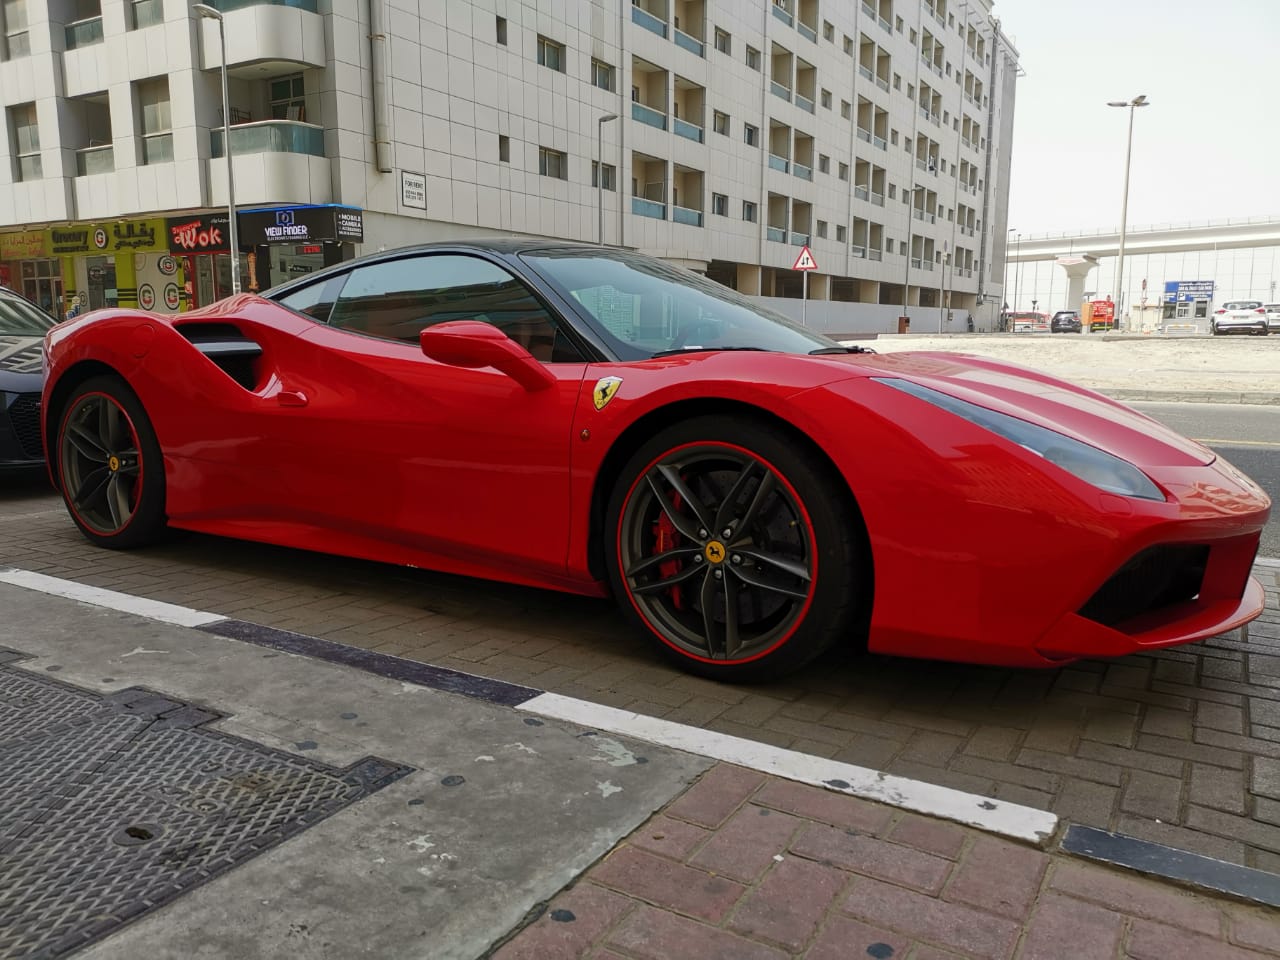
[{"left": 277, "top": 390, "right": 308, "bottom": 407}]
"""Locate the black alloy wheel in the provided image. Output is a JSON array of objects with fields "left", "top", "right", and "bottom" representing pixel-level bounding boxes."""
[
  {"left": 606, "top": 415, "right": 864, "bottom": 682},
  {"left": 57, "top": 376, "right": 167, "bottom": 548}
]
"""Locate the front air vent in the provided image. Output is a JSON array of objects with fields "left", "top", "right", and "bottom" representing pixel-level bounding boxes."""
[{"left": 1078, "top": 544, "right": 1209, "bottom": 629}]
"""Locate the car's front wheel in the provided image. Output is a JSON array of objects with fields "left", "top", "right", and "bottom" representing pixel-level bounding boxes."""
[
  {"left": 56, "top": 375, "right": 167, "bottom": 549},
  {"left": 605, "top": 415, "right": 864, "bottom": 682}
]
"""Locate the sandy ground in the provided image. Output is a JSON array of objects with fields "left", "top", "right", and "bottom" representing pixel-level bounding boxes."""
[{"left": 859, "top": 334, "right": 1280, "bottom": 395}]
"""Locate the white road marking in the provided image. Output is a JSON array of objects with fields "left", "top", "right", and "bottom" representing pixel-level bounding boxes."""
[{"left": 0, "top": 568, "right": 225, "bottom": 628}]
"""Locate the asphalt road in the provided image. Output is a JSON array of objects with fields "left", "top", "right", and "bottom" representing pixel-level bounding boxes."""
[{"left": 1132, "top": 401, "right": 1280, "bottom": 558}]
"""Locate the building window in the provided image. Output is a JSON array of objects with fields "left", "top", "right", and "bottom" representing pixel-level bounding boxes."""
[
  {"left": 840, "top": 100, "right": 850, "bottom": 119},
  {"left": 820, "top": 89, "right": 831, "bottom": 109},
  {"left": 591, "top": 58, "right": 615, "bottom": 91},
  {"left": 9, "top": 102, "right": 39, "bottom": 180},
  {"left": 816, "top": 220, "right": 827, "bottom": 239},
  {"left": 131, "top": 0, "right": 162, "bottom": 30},
  {"left": 537, "top": 35, "right": 565, "bottom": 72},
  {"left": 838, "top": 161, "right": 848, "bottom": 180},
  {"left": 743, "top": 200, "right": 757, "bottom": 222},
  {"left": 712, "top": 192, "right": 728, "bottom": 216},
  {"left": 269, "top": 74, "right": 305, "bottom": 120},
  {"left": 888, "top": 184, "right": 896, "bottom": 199},
  {"left": 498, "top": 135, "right": 510, "bottom": 162},
  {"left": 743, "top": 123, "right": 757, "bottom": 146},
  {"left": 137, "top": 77, "right": 172, "bottom": 165},
  {"left": 836, "top": 224, "right": 846, "bottom": 242},
  {"left": 843, "top": 35, "right": 853, "bottom": 55},
  {"left": 745, "top": 45, "right": 760, "bottom": 70},
  {"left": 714, "top": 27, "right": 730, "bottom": 54},
  {"left": 890, "top": 129, "right": 899, "bottom": 145},
  {"left": 896, "top": 16, "right": 904, "bottom": 31},
  {"left": 907, "top": 83, "right": 914, "bottom": 99},
  {"left": 909, "top": 29, "right": 917, "bottom": 45},
  {"left": 818, "top": 154, "right": 829, "bottom": 174},
  {"left": 539, "top": 146, "right": 567, "bottom": 179},
  {"left": 3, "top": 0, "right": 29, "bottom": 57},
  {"left": 591, "top": 160, "right": 616, "bottom": 191},
  {"left": 822, "top": 20, "right": 834, "bottom": 41},
  {"left": 713, "top": 110, "right": 729, "bottom": 136},
  {"left": 893, "top": 73, "right": 901, "bottom": 90}
]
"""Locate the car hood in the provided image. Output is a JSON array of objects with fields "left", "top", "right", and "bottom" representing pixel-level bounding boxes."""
[
  {"left": 839, "top": 350, "right": 1215, "bottom": 468},
  {"left": 0, "top": 335, "right": 43, "bottom": 376}
]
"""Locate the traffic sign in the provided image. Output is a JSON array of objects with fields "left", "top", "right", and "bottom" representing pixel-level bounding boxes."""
[{"left": 792, "top": 246, "right": 818, "bottom": 271}]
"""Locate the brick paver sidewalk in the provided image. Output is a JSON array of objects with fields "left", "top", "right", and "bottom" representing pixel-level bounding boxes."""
[{"left": 493, "top": 764, "right": 1280, "bottom": 960}]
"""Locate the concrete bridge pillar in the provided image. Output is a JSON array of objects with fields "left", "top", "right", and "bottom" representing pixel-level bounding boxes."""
[{"left": 1055, "top": 255, "right": 1099, "bottom": 312}]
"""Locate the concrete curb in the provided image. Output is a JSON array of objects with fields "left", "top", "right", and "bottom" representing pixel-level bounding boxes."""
[{"left": 1099, "top": 388, "right": 1280, "bottom": 406}]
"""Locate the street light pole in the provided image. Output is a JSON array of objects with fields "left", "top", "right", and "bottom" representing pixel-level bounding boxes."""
[
  {"left": 193, "top": 3, "right": 239, "bottom": 294},
  {"left": 1107, "top": 95, "right": 1149, "bottom": 331},
  {"left": 596, "top": 113, "right": 618, "bottom": 245},
  {"left": 1014, "top": 231, "right": 1022, "bottom": 316},
  {"left": 1002, "top": 226, "right": 1015, "bottom": 331}
]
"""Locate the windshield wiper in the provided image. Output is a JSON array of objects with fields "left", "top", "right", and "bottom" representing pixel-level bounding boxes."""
[
  {"left": 809, "top": 345, "right": 877, "bottom": 355},
  {"left": 650, "top": 346, "right": 769, "bottom": 358}
]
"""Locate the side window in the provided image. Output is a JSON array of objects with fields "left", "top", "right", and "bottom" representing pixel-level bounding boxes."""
[
  {"left": 326, "top": 254, "right": 583, "bottom": 362},
  {"left": 275, "top": 274, "right": 344, "bottom": 323}
]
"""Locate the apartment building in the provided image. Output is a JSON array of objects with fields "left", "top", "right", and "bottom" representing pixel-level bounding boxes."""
[{"left": 0, "top": 0, "right": 1020, "bottom": 329}]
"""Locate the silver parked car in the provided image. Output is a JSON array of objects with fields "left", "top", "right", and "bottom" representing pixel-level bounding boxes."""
[
  {"left": 1264, "top": 303, "right": 1280, "bottom": 333},
  {"left": 1211, "top": 300, "right": 1268, "bottom": 336}
]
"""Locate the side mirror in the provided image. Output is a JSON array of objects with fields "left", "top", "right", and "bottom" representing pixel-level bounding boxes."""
[{"left": 420, "top": 320, "right": 556, "bottom": 391}]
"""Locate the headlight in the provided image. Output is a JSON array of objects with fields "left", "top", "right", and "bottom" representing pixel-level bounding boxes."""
[{"left": 875, "top": 378, "right": 1165, "bottom": 502}]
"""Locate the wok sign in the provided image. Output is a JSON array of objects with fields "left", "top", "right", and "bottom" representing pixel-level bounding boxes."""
[{"left": 167, "top": 214, "right": 231, "bottom": 254}]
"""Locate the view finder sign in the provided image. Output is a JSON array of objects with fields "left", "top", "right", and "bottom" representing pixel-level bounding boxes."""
[{"left": 1162, "top": 280, "right": 1215, "bottom": 303}]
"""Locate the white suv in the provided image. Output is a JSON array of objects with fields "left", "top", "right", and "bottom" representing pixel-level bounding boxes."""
[
  {"left": 1265, "top": 303, "right": 1280, "bottom": 333},
  {"left": 1211, "top": 300, "right": 1268, "bottom": 336}
]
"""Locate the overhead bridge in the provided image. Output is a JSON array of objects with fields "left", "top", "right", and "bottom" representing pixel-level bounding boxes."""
[{"left": 1008, "top": 216, "right": 1280, "bottom": 263}]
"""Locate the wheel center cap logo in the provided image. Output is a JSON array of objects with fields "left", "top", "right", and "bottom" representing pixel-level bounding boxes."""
[
  {"left": 108, "top": 455, "right": 120, "bottom": 472},
  {"left": 704, "top": 540, "right": 726, "bottom": 564}
]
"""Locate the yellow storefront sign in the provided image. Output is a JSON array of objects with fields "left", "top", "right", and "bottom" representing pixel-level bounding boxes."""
[
  {"left": 0, "top": 229, "right": 48, "bottom": 260},
  {"left": 44, "top": 218, "right": 167, "bottom": 256}
]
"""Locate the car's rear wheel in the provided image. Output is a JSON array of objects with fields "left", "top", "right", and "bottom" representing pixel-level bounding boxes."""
[
  {"left": 57, "top": 375, "right": 167, "bottom": 549},
  {"left": 605, "top": 415, "right": 863, "bottom": 682}
]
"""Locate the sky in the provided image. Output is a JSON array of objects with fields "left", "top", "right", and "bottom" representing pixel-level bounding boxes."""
[{"left": 991, "top": 0, "right": 1280, "bottom": 237}]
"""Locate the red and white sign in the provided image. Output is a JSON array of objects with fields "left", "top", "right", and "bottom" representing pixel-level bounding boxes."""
[{"left": 792, "top": 246, "right": 818, "bottom": 271}]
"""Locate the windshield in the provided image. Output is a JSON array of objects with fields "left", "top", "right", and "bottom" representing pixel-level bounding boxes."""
[
  {"left": 0, "top": 291, "right": 55, "bottom": 336},
  {"left": 520, "top": 248, "right": 838, "bottom": 360}
]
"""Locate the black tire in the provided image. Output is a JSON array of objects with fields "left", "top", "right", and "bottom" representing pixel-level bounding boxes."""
[
  {"left": 1211, "top": 325, "right": 1219, "bottom": 336},
  {"left": 604, "top": 415, "right": 865, "bottom": 682},
  {"left": 56, "top": 374, "right": 167, "bottom": 549}
]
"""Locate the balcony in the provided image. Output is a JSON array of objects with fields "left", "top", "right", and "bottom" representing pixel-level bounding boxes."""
[
  {"left": 922, "top": 260, "right": 934, "bottom": 271},
  {"left": 796, "top": 21, "right": 816, "bottom": 42},
  {"left": 852, "top": 245, "right": 867, "bottom": 258},
  {"left": 856, "top": 127, "right": 872, "bottom": 143},
  {"left": 869, "top": 248, "right": 882, "bottom": 261},
  {"left": 65, "top": 16, "right": 104, "bottom": 49},
  {"left": 872, "top": 135, "right": 886, "bottom": 150},
  {"left": 770, "top": 80, "right": 791, "bottom": 102},
  {"left": 210, "top": 119, "right": 324, "bottom": 158},
  {"left": 854, "top": 185, "right": 869, "bottom": 201},
  {"left": 672, "top": 205, "right": 703, "bottom": 226},
  {"left": 790, "top": 232, "right": 810, "bottom": 246},
  {"left": 632, "top": 5, "right": 667, "bottom": 37},
  {"left": 772, "top": 4, "right": 793, "bottom": 27},
  {"left": 767, "top": 153, "right": 790, "bottom": 174},
  {"left": 913, "top": 209, "right": 926, "bottom": 221},
  {"left": 132, "top": 0, "right": 164, "bottom": 27},
  {"left": 75, "top": 144, "right": 113, "bottom": 176},
  {"left": 861, "top": 1, "right": 875, "bottom": 18},
  {"left": 911, "top": 257, "right": 922, "bottom": 268},
  {"left": 878, "top": 15, "right": 891, "bottom": 32},
  {"left": 674, "top": 27, "right": 704, "bottom": 56},
  {"left": 766, "top": 226, "right": 786, "bottom": 243},
  {"left": 858, "top": 64, "right": 873, "bottom": 81},
  {"left": 876, "top": 76, "right": 889, "bottom": 92},
  {"left": 199, "top": 0, "right": 325, "bottom": 75},
  {"left": 793, "top": 163, "right": 812, "bottom": 181},
  {"left": 871, "top": 191, "right": 884, "bottom": 206},
  {"left": 632, "top": 102, "right": 668, "bottom": 130},
  {"left": 673, "top": 117, "right": 703, "bottom": 142},
  {"left": 632, "top": 197, "right": 666, "bottom": 219},
  {"left": 795, "top": 93, "right": 814, "bottom": 114}
]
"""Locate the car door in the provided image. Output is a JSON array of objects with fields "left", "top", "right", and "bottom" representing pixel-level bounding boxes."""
[{"left": 269, "top": 252, "right": 591, "bottom": 584}]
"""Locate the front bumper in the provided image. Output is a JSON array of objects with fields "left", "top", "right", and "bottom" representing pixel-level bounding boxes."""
[
  {"left": 0, "top": 391, "right": 44, "bottom": 467},
  {"left": 1215, "top": 320, "right": 1267, "bottom": 334}
]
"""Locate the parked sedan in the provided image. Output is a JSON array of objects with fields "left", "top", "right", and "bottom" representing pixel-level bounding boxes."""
[
  {"left": 1211, "top": 300, "right": 1268, "bottom": 336},
  {"left": 1050, "top": 310, "right": 1082, "bottom": 333},
  {"left": 1264, "top": 303, "right": 1280, "bottom": 333},
  {"left": 1, "top": 287, "right": 55, "bottom": 469}
]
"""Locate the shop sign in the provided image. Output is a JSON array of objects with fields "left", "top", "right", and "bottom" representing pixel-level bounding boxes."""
[
  {"left": 238, "top": 205, "right": 365, "bottom": 246},
  {"left": 1, "top": 229, "right": 48, "bottom": 260},
  {"left": 163, "top": 283, "right": 181, "bottom": 310},
  {"left": 1161, "top": 279, "right": 1215, "bottom": 303},
  {"left": 139, "top": 284, "right": 156, "bottom": 310},
  {"left": 167, "top": 213, "right": 231, "bottom": 255},
  {"left": 46, "top": 219, "right": 167, "bottom": 255}
]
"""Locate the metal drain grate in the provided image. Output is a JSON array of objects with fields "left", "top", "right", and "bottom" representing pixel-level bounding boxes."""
[{"left": 0, "top": 652, "right": 411, "bottom": 960}]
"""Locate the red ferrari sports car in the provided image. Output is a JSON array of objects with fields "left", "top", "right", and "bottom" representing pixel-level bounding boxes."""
[{"left": 41, "top": 241, "right": 1270, "bottom": 681}]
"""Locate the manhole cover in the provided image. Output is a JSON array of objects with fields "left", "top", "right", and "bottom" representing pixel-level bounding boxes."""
[{"left": 0, "top": 650, "right": 411, "bottom": 959}]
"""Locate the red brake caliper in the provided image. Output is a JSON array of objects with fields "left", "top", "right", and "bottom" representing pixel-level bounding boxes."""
[{"left": 653, "top": 493, "right": 685, "bottom": 610}]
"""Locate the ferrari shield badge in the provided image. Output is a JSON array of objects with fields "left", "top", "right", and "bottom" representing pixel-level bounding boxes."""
[{"left": 593, "top": 376, "right": 623, "bottom": 411}]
